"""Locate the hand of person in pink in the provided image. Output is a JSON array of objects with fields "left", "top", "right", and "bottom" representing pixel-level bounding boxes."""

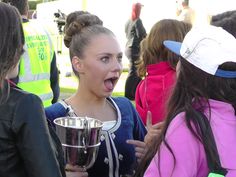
[
  {"left": 126, "top": 139, "right": 146, "bottom": 163},
  {"left": 65, "top": 164, "right": 88, "bottom": 177},
  {"left": 144, "top": 111, "right": 164, "bottom": 147}
]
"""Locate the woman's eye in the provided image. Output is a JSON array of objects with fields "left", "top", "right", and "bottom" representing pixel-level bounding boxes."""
[
  {"left": 117, "top": 55, "right": 123, "bottom": 63},
  {"left": 101, "top": 56, "right": 109, "bottom": 63}
]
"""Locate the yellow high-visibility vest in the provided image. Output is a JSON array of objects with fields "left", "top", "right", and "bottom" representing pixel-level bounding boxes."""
[{"left": 17, "top": 21, "right": 54, "bottom": 107}]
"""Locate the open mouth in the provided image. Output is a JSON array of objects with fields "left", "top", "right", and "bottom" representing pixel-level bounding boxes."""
[{"left": 104, "top": 76, "right": 119, "bottom": 91}]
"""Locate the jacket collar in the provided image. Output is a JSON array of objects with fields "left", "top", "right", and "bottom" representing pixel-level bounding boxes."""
[{"left": 147, "top": 61, "right": 175, "bottom": 75}]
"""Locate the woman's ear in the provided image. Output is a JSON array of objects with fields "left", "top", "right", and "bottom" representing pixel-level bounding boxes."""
[
  {"left": 6, "top": 61, "right": 20, "bottom": 79},
  {"left": 72, "top": 56, "right": 84, "bottom": 73}
]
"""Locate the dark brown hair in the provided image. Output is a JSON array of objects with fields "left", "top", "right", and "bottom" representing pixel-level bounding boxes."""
[
  {"left": 135, "top": 59, "right": 236, "bottom": 176},
  {"left": 211, "top": 11, "right": 236, "bottom": 38},
  {"left": 211, "top": 10, "right": 236, "bottom": 23},
  {"left": 0, "top": 2, "right": 25, "bottom": 102}
]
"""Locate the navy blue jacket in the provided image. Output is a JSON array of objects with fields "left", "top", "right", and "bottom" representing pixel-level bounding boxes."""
[{"left": 45, "top": 97, "right": 147, "bottom": 177}]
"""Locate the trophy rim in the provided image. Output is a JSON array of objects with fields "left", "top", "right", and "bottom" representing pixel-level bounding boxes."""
[
  {"left": 53, "top": 116, "right": 104, "bottom": 129},
  {"left": 62, "top": 142, "right": 101, "bottom": 148}
]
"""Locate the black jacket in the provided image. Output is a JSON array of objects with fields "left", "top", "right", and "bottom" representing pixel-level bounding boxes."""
[{"left": 0, "top": 80, "right": 64, "bottom": 177}]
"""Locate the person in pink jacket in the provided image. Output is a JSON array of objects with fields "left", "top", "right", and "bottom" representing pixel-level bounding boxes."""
[
  {"left": 135, "top": 25, "right": 236, "bottom": 177},
  {"left": 135, "top": 19, "right": 191, "bottom": 125}
]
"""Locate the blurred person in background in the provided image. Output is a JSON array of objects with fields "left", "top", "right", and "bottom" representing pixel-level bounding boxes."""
[
  {"left": 176, "top": 0, "right": 195, "bottom": 24},
  {"left": 124, "top": 2, "right": 146, "bottom": 100},
  {"left": 3, "top": 0, "right": 60, "bottom": 107}
]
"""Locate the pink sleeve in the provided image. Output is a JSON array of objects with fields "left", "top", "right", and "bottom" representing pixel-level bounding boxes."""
[
  {"left": 144, "top": 113, "right": 208, "bottom": 177},
  {"left": 135, "top": 80, "right": 147, "bottom": 124},
  {"left": 145, "top": 72, "right": 175, "bottom": 125}
]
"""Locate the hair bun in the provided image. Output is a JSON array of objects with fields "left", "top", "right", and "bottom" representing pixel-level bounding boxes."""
[{"left": 64, "top": 11, "right": 103, "bottom": 48}]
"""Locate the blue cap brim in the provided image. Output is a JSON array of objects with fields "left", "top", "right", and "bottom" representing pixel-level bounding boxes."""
[
  {"left": 163, "top": 40, "right": 182, "bottom": 56},
  {"left": 215, "top": 69, "right": 236, "bottom": 78}
]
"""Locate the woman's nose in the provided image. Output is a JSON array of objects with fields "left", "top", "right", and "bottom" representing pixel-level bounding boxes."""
[{"left": 113, "top": 59, "right": 123, "bottom": 73}]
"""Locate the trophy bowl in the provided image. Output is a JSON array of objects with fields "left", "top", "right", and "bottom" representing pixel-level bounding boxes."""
[
  {"left": 63, "top": 143, "right": 100, "bottom": 168},
  {"left": 54, "top": 116, "right": 103, "bottom": 169}
]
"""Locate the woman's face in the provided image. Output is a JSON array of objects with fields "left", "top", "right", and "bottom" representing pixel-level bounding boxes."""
[{"left": 74, "top": 34, "right": 123, "bottom": 97}]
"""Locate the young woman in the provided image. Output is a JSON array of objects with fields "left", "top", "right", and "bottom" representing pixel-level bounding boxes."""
[
  {"left": 124, "top": 2, "right": 147, "bottom": 100},
  {"left": 135, "top": 19, "right": 191, "bottom": 125},
  {"left": 0, "top": 2, "right": 64, "bottom": 177},
  {"left": 45, "top": 11, "right": 147, "bottom": 177},
  {"left": 135, "top": 25, "right": 236, "bottom": 176}
]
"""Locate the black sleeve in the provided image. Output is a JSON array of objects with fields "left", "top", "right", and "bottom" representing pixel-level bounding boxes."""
[
  {"left": 135, "top": 19, "right": 147, "bottom": 40},
  {"left": 50, "top": 52, "right": 60, "bottom": 103},
  {"left": 12, "top": 94, "right": 63, "bottom": 177}
]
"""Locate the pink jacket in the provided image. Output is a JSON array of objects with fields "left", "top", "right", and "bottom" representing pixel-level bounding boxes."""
[
  {"left": 145, "top": 99, "right": 236, "bottom": 177},
  {"left": 135, "top": 62, "right": 176, "bottom": 125}
]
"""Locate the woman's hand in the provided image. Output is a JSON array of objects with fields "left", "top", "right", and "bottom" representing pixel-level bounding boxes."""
[
  {"left": 65, "top": 164, "right": 88, "bottom": 177},
  {"left": 144, "top": 111, "right": 164, "bottom": 147},
  {"left": 126, "top": 139, "right": 146, "bottom": 163}
]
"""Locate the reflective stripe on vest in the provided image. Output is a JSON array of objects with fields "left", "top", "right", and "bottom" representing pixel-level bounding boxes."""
[{"left": 18, "top": 21, "right": 54, "bottom": 107}]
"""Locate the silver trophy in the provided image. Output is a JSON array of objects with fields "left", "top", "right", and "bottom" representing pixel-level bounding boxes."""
[{"left": 54, "top": 116, "right": 103, "bottom": 169}]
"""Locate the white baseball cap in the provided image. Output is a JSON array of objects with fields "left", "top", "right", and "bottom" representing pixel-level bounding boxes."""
[{"left": 163, "top": 25, "right": 236, "bottom": 78}]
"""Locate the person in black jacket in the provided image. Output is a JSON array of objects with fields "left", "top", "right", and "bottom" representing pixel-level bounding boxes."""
[
  {"left": 124, "top": 2, "right": 146, "bottom": 100},
  {"left": 0, "top": 3, "right": 64, "bottom": 177}
]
